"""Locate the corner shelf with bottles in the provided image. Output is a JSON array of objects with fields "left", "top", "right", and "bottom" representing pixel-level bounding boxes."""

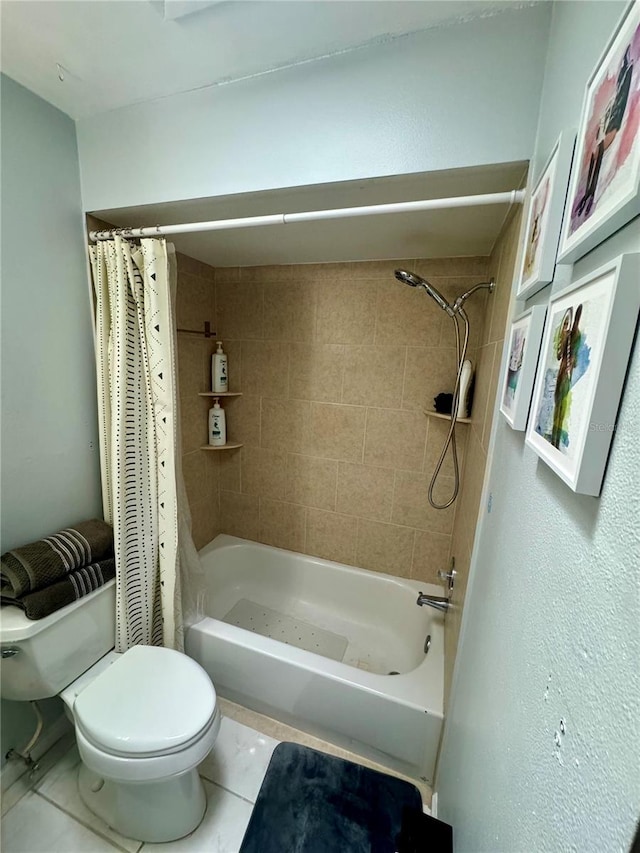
[{"left": 198, "top": 341, "right": 243, "bottom": 451}]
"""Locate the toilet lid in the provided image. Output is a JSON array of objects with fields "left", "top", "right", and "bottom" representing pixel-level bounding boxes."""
[{"left": 74, "top": 645, "right": 216, "bottom": 756}]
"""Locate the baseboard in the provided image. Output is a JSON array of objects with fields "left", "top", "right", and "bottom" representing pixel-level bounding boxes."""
[{"left": 1, "top": 713, "right": 72, "bottom": 793}]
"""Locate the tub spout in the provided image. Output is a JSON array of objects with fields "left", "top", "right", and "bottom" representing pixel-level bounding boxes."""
[{"left": 416, "top": 592, "right": 449, "bottom": 613}]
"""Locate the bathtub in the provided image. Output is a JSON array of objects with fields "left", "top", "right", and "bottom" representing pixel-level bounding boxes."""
[{"left": 185, "top": 535, "right": 444, "bottom": 783}]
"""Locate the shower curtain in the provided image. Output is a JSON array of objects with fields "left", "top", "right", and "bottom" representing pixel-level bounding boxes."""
[{"left": 89, "top": 235, "right": 182, "bottom": 652}]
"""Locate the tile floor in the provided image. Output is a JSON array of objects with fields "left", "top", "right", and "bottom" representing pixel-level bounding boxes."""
[{"left": 1, "top": 701, "right": 430, "bottom": 853}]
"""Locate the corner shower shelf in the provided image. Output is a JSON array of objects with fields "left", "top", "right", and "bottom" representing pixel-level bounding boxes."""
[
  {"left": 198, "top": 392, "right": 243, "bottom": 397},
  {"left": 423, "top": 409, "right": 472, "bottom": 424},
  {"left": 200, "top": 443, "right": 243, "bottom": 451}
]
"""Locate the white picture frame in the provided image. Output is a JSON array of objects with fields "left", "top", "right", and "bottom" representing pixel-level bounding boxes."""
[
  {"left": 558, "top": 0, "right": 640, "bottom": 264},
  {"left": 525, "top": 252, "right": 640, "bottom": 496},
  {"left": 516, "top": 131, "right": 576, "bottom": 300},
  {"left": 499, "top": 305, "right": 547, "bottom": 431}
]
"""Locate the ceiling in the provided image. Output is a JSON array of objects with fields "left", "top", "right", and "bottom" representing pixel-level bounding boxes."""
[
  {"left": 1, "top": 0, "right": 532, "bottom": 119},
  {"left": 93, "top": 161, "right": 528, "bottom": 266}
]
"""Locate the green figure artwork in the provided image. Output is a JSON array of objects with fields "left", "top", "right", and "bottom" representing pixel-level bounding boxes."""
[{"left": 551, "top": 305, "right": 583, "bottom": 449}]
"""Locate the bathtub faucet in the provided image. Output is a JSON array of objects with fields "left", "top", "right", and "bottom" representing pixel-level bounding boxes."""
[{"left": 416, "top": 592, "right": 449, "bottom": 613}]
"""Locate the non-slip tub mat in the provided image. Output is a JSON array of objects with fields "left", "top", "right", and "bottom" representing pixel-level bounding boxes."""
[
  {"left": 239, "top": 742, "right": 425, "bottom": 853},
  {"left": 223, "top": 599, "right": 348, "bottom": 662}
]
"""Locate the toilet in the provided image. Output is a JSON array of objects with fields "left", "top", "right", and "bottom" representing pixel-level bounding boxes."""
[{"left": 0, "top": 579, "right": 221, "bottom": 843}]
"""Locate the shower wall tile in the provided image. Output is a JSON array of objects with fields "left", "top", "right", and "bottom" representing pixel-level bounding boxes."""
[
  {"left": 240, "top": 340, "right": 290, "bottom": 398},
  {"left": 307, "top": 403, "right": 366, "bottom": 463},
  {"left": 180, "top": 395, "right": 210, "bottom": 454},
  {"left": 176, "top": 272, "right": 215, "bottom": 334},
  {"left": 218, "top": 450, "right": 242, "bottom": 493},
  {"left": 289, "top": 344, "right": 345, "bottom": 403},
  {"left": 305, "top": 509, "right": 358, "bottom": 565},
  {"left": 261, "top": 397, "right": 311, "bottom": 453},
  {"left": 355, "top": 519, "right": 415, "bottom": 578},
  {"left": 391, "top": 471, "right": 456, "bottom": 535},
  {"left": 470, "top": 341, "right": 497, "bottom": 445},
  {"left": 341, "top": 346, "right": 405, "bottom": 409},
  {"left": 178, "top": 256, "right": 495, "bottom": 592},
  {"left": 363, "top": 408, "right": 426, "bottom": 471},
  {"left": 413, "top": 256, "right": 489, "bottom": 278},
  {"left": 315, "top": 280, "right": 377, "bottom": 344},
  {"left": 220, "top": 491, "right": 260, "bottom": 540},
  {"left": 182, "top": 449, "right": 211, "bottom": 505},
  {"left": 258, "top": 498, "right": 306, "bottom": 552},
  {"left": 375, "top": 280, "right": 443, "bottom": 346},
  {"left": 336, "top": 462, "right": 393, "bottom": 522},
  {"left": 285, "top": 454, "right": 338, "bottom": 511},
  {"left": 263, "top": 282, "right": 316, "bottom": 342},
  {"left": 402, "top": 347, "right": 458, "bottom": 414},
  {"left": 424, "top": 418, "right": 468, "bottom": 480},
  {"left": 411, "top": 530, "right": 452, "bottom": 585},
  {"left": 216, "top": 281, "right": 264, "bottom": 340},
  {"left": 241, "top": 446, "right": 288, "bottom": 501},
  {"left": 177, "top": 337, "right": 207, "bottom": 399},
  {"left": 228, "top": 395, "right": 261, "bottom": 448}
]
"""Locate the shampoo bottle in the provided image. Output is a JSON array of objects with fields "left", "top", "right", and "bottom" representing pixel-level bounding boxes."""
[
  {"left": 212, "top": 341, "right": 228, "bottom": 393},
  {"left": 208, "top": 400, "right": 226, "bottom": 447}
]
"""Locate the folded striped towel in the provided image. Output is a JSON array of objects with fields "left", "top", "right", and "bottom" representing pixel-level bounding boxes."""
[
  {"left": 1, "top": 558, "right": 116, "bottom": 620},
  {"left": 0, "top": 520, "right": 114, "bottom": 599}
]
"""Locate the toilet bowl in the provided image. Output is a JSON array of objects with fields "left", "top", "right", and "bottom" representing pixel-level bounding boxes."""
[
  {"left": 0, "top": 581, "right": 221, "bottom": 842},
  {"left": 60, "top": 644, "right": 221, "bottom": 842}
]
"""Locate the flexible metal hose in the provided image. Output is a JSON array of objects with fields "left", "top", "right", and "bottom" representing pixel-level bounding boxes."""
[{"left": 427, "top": 308, "right": 470, "bottom": 509}]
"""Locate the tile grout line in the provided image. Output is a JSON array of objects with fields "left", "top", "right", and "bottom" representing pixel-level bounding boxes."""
[
  {"left": 34, "top": 790, "right": 134, "bottom": 853},
  {"left": 197, "top": 775, "right": 259, "bottom": 808}
]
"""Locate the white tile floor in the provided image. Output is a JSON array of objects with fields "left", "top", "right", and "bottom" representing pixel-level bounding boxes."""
[{"left": 1, "top": 708, "right": 429, "bottom": 853}]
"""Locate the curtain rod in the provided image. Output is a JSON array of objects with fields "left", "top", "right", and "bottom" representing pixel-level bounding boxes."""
[{"left": 89, "top": 189, "right": 526, "bottom": 241}]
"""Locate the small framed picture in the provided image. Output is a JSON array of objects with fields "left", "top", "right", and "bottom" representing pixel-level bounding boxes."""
[
  {"left": 525, "top": 253, "right": 640, "bottom": 496},
  {"left": 500, "top": 305, "right": 547, "bottom": 431},
  {"left": 559, "top": 1, "right": 640, "bottom": 263},
  {"left": 516, "top": 131, "right": 576, "bottom": 300}
]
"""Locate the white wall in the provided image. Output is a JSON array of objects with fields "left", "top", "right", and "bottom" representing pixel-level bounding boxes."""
[
  {"left": 0, "top": 75, "right": 102, "bottom": 766},
  {"left": 436, "top": 4, "right": 640, "bottom": 851},
  {"left": 76, "top": 4, "right": 550, "bottom": 212}
]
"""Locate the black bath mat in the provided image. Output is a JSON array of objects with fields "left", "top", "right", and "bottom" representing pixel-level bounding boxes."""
[{"left": 239, "top": 742, "right": 425, "bottom": 853}]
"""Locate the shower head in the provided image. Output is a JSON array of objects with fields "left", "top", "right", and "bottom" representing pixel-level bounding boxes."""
[{"left": 394, "top": 269, "right": 455, "bottom": 317}]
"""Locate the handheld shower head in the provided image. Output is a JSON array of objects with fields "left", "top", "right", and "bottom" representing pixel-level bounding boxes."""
[{"left": 394, "top": 269, "right": 455, "bottom": 317}]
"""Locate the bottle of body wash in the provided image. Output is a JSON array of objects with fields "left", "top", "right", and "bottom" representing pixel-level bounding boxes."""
[
  {"left": 208, "top": 400, "right": 226, "bottom": 446},
  {"left": 212, "top": 341, "right": 228, "bottom": 393}
]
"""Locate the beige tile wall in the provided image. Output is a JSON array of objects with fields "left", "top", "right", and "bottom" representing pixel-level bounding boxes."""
[
  {"left": 175, "top": 252, "right": 222, "bottom": 549},
  {"left": 442, "top": 209, "right": 523, "bottom": 710},
  {"left": 204, "top": 257, "right": 493, "bottom": 586}
]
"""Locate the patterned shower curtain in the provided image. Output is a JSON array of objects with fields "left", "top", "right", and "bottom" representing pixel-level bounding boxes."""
[{"left": 89, "top": 236, "right": 180, "bottom": 651}]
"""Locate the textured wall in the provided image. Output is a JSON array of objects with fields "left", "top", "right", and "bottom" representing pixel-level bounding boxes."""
[
  {"left": 76, "top": 6, "right": 550, "bottom": 211},
  {"left": 176, "top": 258, "right": 493, "bottom": 585},
  {"left": 443, "top": 208, "right": 522, "bottom": 711},
  {"left": 437, "top": 3, "right": 640, "bottom": 850},
  {"left": 0, "top": 76, "right": 101, "bottom": 769}
]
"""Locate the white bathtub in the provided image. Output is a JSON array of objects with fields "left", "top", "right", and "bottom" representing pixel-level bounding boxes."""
[{"left": 185, "top": 535, "right": 444, "bottom": 783}]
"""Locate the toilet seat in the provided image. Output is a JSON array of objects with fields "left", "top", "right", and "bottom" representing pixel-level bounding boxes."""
[
  {"left": 73, "top": 645, "right": 220, "bottom": 782},
  {"left": 76, "top": 707, "right": 221, "bottom": 782}
]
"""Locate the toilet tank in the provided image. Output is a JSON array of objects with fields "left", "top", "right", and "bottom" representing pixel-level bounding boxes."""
[{"left": 0, "top": 581, "right": 116, "bottom": 701}]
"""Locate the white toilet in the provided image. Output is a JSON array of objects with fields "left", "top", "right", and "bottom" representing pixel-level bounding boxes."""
[{"left": 0, "top": 579, "right": 221, "bottom": 843}]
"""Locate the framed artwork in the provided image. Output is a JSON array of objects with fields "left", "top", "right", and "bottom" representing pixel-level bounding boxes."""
[
  {"left": 516, "top": 131, "right": 576, "bottom": 300},
  {"left": 559, "top": 1, "right": 640, "bottom": 263},
  {"left": 500, "top": 305, "right": 547, "bottom": 431},
  {"left": 525, "top": 253, "right": 640, "bottom": 496}
]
